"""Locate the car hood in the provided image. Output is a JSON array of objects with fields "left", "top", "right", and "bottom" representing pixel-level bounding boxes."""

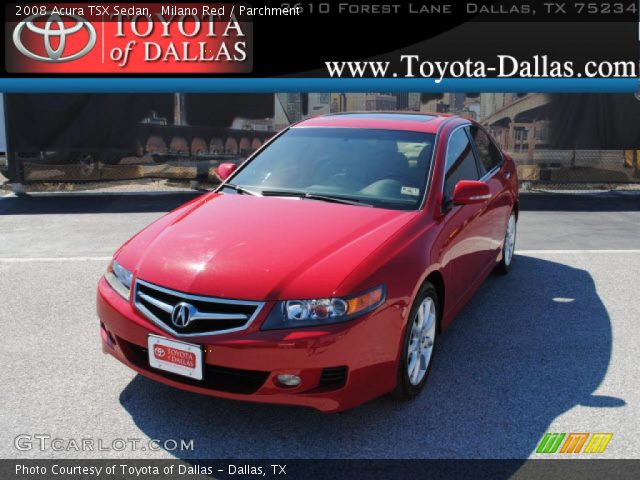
[{"left": 118, "top": 192, "right": 415, "bottom": 300}]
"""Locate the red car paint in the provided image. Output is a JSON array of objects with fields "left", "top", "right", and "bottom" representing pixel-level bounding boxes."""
[{"left": 97, "top": 113, "right": 518, "bottom": 412}]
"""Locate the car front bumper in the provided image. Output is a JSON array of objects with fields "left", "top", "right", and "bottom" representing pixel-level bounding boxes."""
[{"left": 97, "top": 277, "right": 403, "bottom": 412}]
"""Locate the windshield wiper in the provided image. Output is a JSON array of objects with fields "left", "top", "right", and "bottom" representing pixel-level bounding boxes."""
[
  {"left": 260, "top": 190, "right": 373, "bottom": 207},
  {"left": 222, "top": 183, "right": 261, "bottom": 196}
]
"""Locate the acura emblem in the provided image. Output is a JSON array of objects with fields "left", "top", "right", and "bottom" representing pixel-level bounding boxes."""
[
  {"left": 171, "top": 302, "right": 195, "bottom": 328},
  {"left": 13, "top": 13, "right": 97, "bottom": 62}
]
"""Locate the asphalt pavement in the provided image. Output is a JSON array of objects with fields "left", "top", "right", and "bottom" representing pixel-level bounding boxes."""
[{"left": 0, "top": 190, "right": 639, "bottom": 461}]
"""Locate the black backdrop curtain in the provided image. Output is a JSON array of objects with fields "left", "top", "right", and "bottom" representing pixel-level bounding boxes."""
[
  {"left": 4, "top": 94, "right": 274, "bottom": 151},
  {"left": 549, "top": 94, "right": 640, "bottom": 149},
  {"left": 9, "top": 93, "right": 639, "bottom": 151}
]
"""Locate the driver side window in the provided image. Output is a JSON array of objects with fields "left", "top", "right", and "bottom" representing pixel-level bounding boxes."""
[{"left": 443, "top": 128, "right": 480, "bottom": 200}]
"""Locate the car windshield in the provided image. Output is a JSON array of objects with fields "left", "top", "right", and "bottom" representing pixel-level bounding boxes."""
[{"left": 225, "top": 127, "right": 436, "bottom": 210}]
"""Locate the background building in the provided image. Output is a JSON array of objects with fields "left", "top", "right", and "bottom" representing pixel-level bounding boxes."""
[
  {"left": 365, "top": 93, "right": 397, "bottom": 111},
  {"left": 306, "top": 93, "right": 331, "bottom": 117},
  {"left": 479, "top": 93, "right": 550, "bottom": 162}
]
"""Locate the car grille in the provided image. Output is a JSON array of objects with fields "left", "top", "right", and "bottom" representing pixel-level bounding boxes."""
[
  {"left": 119, "top": 338, "right": 270, "bottom": 394},
  {"left": 134, "top": 279, "right": 264, "bottom": 337}
]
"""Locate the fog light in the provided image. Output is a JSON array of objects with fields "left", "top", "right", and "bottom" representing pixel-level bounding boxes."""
[{"left": 276, "top": 374, "right": 301, "bottom": 387}]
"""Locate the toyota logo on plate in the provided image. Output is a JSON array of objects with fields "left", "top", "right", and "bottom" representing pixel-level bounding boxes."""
[
  {"left": 12, "top": 13, "right": 96, "bottom": 62},
  {"left": 171, "top": 302, "right": 195, "bottom": 328},
  {"left": 153, "top": 346, "right": 165, "bottom": 358}
]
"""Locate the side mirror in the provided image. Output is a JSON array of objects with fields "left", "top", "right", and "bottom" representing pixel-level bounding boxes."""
[
  {"left": 215, "top": 162, "right": 237, "bottom": 181},
  {"left": 452, "top": 180, "right": 491, "bottom": 205}
]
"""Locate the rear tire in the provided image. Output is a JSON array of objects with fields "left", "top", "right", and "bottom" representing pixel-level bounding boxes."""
[
  {"left": 495, "top": 212, "right": 517, "bottom": 275},
  {"left": 393, "top": 283, "right": 439, "bottom": 400}
]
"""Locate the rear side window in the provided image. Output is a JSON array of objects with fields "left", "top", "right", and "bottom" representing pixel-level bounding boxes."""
[
  {"left": 443, "top": 128, "right": 480, "bottom": 200},
  {"left": 469, "top": 126, "right": 502, "bottom": 174}
]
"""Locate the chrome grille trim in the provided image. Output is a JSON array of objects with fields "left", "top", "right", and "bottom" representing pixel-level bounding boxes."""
[{"left": 133, "top": 279, "right": 264, "bottom": 337}]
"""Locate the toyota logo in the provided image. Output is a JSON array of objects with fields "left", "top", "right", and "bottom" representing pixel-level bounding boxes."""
[
  {"left": 13, "top": 13, "right": 96, "bottom": 62},
  {"left": 171, "top": 302, "right": 195, "bottom": 328},
  {"left": 153, "top": 346, "right": 165, "bottom": 358}
]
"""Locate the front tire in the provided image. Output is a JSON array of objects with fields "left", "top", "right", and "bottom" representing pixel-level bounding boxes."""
[
  {"left": 393, "top": 283, "right": 439, "bottom": 400},
  {"left": 495, "top": 211, "right": 517, "bottom": 275}
]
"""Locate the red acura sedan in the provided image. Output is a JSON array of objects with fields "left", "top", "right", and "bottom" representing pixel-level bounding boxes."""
[{"left": 97, "top": 112, "right": 518, "bottom": 412}]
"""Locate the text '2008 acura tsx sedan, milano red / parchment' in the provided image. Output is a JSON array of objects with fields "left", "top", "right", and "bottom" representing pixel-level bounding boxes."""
[{"left": 97, "top": 112, "right": 519, "bottom": 412}]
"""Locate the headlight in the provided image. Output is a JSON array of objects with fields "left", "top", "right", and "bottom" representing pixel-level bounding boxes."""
[
  {"left": 105, "top": 259, "right": 133, "bottom": 299},
  {"left": 261, "top": 285, "right": 385, "bottom": 330}
]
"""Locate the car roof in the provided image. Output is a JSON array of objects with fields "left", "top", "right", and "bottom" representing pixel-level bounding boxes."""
[{"left": 293, "top": 112, "right": 465, "bottom": 134}]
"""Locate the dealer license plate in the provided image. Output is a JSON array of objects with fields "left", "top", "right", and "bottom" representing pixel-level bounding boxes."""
[{"left": 147, "top": 334, "right": 203, "bottom": 380}]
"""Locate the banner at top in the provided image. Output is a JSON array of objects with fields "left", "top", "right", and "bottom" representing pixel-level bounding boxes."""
[{"left": 5, "top": 3, "right": 253, "bottom": 73}]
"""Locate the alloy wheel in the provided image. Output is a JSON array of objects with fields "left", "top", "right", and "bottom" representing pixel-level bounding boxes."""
[
  {"left": 504, "top": 214, "right": 517, "bottom": 266},
  {"left": 407, "top": 297, "right": 437, "bottom": 386}
]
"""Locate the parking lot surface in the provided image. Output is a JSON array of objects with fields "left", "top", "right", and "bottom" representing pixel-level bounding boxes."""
[{"left": 0, "top": 191, "right": 639, "bottom": 460}]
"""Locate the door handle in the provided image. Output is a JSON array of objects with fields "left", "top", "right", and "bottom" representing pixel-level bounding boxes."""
[{"left": 503, "top": 171, "right": 512, "bottom": 180}]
